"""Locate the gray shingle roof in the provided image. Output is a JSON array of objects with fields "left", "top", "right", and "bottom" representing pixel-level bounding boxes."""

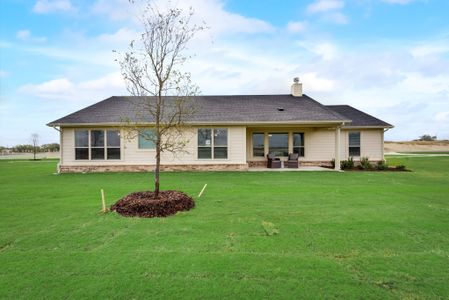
[
  {"left": 47, "top": 94, "right": 392, "bottom": 127},
  {"left": 326, "top": 105, "right": 393, "bottom": 128}
]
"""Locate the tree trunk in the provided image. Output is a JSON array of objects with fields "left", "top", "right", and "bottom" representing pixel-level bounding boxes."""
[{"left": 154, "top": 141, "right": 161, "bottom": 198}]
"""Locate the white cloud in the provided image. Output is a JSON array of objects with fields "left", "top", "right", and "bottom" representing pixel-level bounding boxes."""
[
  {"left": 33, "top": 0, "right": 74, "bottom": 14},
  {"left": 324, "top": 12, "right": 348, "bottom": 24},
  {"left": 97, "top": 28, "right": 139, "bottom": 44},
  {"left": 18, "top": 73, "right": 126, "bottom": 101},
  {"left": 435, "top": 111, "right": 449, "bottom": 122},
  {"left": 307, "top": 0, "right": 344, "bottom": 13},
  {"left": 306, "top": 0, "right": 348, "bottom": 24},
  {"left": 411, "top": 44, "right": 449, "bottom": 57},
  {"left": 297, "top": 41, "right": 338, "bottom": 60},
  {"left": 0, "top": 70, "right": 9, "bottom": 78},
  {"left": 286, "top": 21, "right": 306, "bottom": 33},
  {"left": 16, "top": 29, "right": 47, "bottom": 43},
  {"left": 382, "top": 0, "right": 414, "bottom": 4},
  {"left": 90, "top": 0, "right": 275, "bottom": 36},
  {"left": 16, "top": 30, "right": 31, "bottom": 41}
]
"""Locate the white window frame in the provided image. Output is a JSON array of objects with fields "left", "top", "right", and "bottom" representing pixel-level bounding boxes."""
[
  {"left": 348, "top": 131, "right": 361, "bottom": 157},
  {"left": 74, "top": 129, "right": 121, "bottom": 161},
  {"left": 197, "top": 128, "right": 228, "bottom": 160}
]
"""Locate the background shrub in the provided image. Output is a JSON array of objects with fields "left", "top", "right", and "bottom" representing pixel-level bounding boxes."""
[
  {"left": 341, "top": 157, "right": 354, "bottom": 170},
  {"left": 377, "top": 160, "right": 388, "bottom": 170},
  {"left": 360, "top": 157, "right": 371, "bottom": 170},
  {"left": 396, "top": 165, "right": 406, "bottom": 171}
]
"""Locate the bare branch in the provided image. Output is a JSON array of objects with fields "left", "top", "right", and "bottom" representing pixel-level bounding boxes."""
[{"left": 115, "top": 1, "right": 206, "bottom": 196}]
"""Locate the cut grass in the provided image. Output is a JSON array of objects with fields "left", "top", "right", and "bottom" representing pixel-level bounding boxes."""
[{"left": 0, "top": 157, "right": 448, "bottom": 299}]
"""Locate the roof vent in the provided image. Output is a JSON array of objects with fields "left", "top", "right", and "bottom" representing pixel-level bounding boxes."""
[
  {"left": 291, "top": 77, "right": 303, "bottom": 97},
  {"left": 277, "top": 107, "right": 284, "bottom": 111}
]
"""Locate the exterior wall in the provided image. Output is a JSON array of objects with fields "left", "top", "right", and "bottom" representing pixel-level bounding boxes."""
[
  {"left": 60, "top": 126, "right": 247, "bottom": 168},
  {"left": 360, "top": 129, "right": 384, "bottom": 160},
  {"left": 60, "top": 125, "right": 384, "bottom": 172},
  {"left": 246, "top": 127, "right": 384, "bottom": 164},
  {"left": 246, "top": 127, "right": 347, "bottom": 162}
]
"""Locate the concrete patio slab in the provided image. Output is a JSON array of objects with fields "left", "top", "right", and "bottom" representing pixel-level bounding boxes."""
[{"left": 249, "top": 166, "right": 338, "bottom": 172}]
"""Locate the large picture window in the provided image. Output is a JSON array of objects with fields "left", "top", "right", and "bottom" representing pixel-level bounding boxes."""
[
  {"left": 252, "top": 133, "right": 265, "bottom": 157},
  {"left": 74, "top": 129, "right": 121, "bottom": 160},
  {"left": 198, "top": 128, "right": 228, "bottom": 159},
  {"left": 268, "top": 133, "right": 288, "bottom": 157},
  {"left": 349, "top": 131, "right": 361, "bottom": 157},
  {"left": 293, "top": 133, "right": 305, "bottom": 157},
  {"left": 138, "top": 129, "right": 156, "bottom": 149}
]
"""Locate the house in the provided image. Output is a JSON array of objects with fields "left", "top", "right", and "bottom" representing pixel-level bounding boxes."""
[{"left": 47, "top": 79, "right": 393, "bottom": 172}]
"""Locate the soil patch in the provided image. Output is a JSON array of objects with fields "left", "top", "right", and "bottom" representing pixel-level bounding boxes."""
[{"left": 111, "top": 190, "right": 195, "bottom": 218}]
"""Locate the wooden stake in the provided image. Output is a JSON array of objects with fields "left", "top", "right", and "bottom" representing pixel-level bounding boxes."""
[
  {"left": 198, "top": 184, "right": 207, "bottom": 198},
  {"left": 101, "top": 189, "right": 106, "bottom": 212}
]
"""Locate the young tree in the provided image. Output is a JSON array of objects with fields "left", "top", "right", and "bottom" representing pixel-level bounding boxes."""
[
  {"left": 30, "top": 133, "right": 39, "bottom": 160},
  {"left": 116, "top": 2, "right": 205, "bottom": 197}
]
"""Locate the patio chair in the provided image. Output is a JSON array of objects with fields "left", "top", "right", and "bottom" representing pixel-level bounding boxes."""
[
  {"left": 267, "top": 153, "right": 282, "bottom": 168},
  {"left": 286, "top": 153, "right": 299, "bottom": 168}
]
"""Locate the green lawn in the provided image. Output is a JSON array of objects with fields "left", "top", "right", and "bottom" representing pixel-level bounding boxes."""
[{"left": 1, "top": 157, "right": 448, "bottom": 299}]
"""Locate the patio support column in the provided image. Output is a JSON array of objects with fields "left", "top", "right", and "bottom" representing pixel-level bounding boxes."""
[{"left": 335, "top": 126, "right": 341, "bottom": 170}]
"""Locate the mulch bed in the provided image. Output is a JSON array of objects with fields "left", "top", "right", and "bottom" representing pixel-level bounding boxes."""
[
  {"left": 320, "top": 165, "right": 410, "bottom": 172},
  {"left": 111, "top": 190, "right": 195, "bottom": 218}
]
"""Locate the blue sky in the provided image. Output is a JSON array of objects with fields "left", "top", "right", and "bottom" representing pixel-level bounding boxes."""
[{"left": 1, "top": 0, "right": 449, "bottom": 145}]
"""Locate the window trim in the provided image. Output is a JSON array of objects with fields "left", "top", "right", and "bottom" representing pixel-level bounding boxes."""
[
  {"left": 74, "top": 129, "right": 89, "bottom": 160},
  {"left": 293, "top": 132, "right": 305, "bottom": 157},
  {"left": 348, "top": 131, "right": 361, "bottom": 157},
  {"left": 197, "top": 128, "right": 228, "bottom": 160},
  {"left": 252, "top": 132, "right": 265, "bottom": 157},
  {"left": 74, "top": 129, "right": 122, "bottom": 161},
  {"left": 106, "top": 130, "right": 121, "bottom": 160},
  {"left": 138, "top": 128, "right": 156, "bottom": 150}
]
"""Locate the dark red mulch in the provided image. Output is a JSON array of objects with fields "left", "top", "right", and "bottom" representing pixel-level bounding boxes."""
[
  {"left": 319, "top": 166, "right": 410, "bottom": 171},
  {"left": 111, "top": 190, "right": 195, "bottom": 218}
]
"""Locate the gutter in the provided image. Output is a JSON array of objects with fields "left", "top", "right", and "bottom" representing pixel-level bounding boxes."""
[{"left": 47, "top": 119, "right": 353, "bottom": 127}]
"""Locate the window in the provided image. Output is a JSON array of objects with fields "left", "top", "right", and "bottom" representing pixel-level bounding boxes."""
[
  {"left": 349, "top": 131, "right": 361, "bottom": 157},
  {"left": 138, "top": 129, "right": 156, "bottom": 149},
  {"left": 268, "top": 133, "right": 288, "bottom": 156},
  {"left": 252, "top": 133, "right": 265, "bottom": 157},
  {"left": 293, "top": 133, "right": 305, "bottom": 157},
  {"left": 75, "top": 130, "right": 89, "bottom": 160},
  {"left": 213, "top": 129, "right": 228, "bottom": 159},
  {"left": 198, "top": 128, "right": 212, "bottom": 159},
  {"left": 107, "top": 130, "right": 121, "bottom": 159},
  {"left": 74, "top": 129, "right": 121, "bottom": 160},
  {"left": 91, "top": 130, "right": 105, "bottom": 160},
  {"left": 198, "top": 128, "right": 228, "bottom": 159}
]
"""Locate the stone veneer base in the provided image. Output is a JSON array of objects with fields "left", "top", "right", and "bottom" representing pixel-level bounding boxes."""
[
  {"left": 247, "top": 161, "right": 333, "bottom": 168},
  {"left": 59, "top": 164, "right": 249, "bottom": 173}
]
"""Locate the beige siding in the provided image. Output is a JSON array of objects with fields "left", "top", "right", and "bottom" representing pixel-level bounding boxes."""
[
  {"left": 306, "top": 129, "right": 340, "bottom": 161},
  {"left": 61, "top": 126, "right": 246, "bottom": 166},
  {"left": 61, "top": 127, "right": 75, "bottom": 164},
  {"left": 61, "top": 126, "right": 384, "bottom": 167},
  {"left": 361, "top": 129, "right": 383, "bottom": 160}
]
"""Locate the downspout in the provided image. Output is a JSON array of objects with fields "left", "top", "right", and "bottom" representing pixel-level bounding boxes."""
[
  {"left": 382, "top": 128, "right": 391, "bottom": 161},
  {"left": 51, "top": 126, "right": 62, "bottom": 173}
]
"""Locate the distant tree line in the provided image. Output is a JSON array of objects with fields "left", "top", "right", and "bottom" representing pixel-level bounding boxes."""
[
  {"left": 416, "top": 134, "right": 437, "bottom": 141},
  {"left": 0, "top": 143, "right": 60, "bottom": 153}
]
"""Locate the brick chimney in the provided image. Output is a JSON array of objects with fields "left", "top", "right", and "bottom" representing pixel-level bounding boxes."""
[{"left": 291, "top": 77, "right": 302, "bottom": 97}]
